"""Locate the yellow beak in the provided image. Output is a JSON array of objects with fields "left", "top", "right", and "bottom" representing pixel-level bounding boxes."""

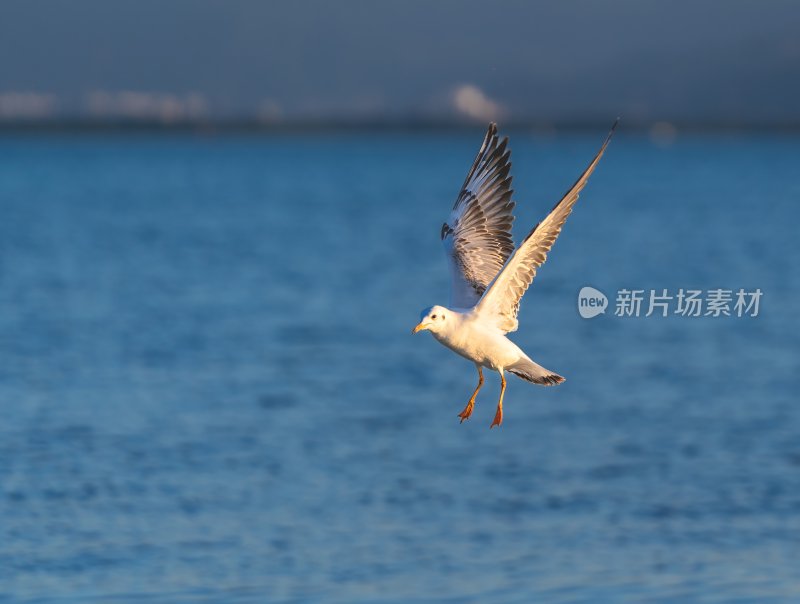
[{"left": 412, "top": 322, "right": 430, "bottom": 334}]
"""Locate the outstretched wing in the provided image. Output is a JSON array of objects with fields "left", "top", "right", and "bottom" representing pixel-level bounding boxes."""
[
  {"left": 442, "top": 123, "right": 516, "bottom": 309},
  {"left": 475, "top": 120, "right": 618, "bottom": 332}
]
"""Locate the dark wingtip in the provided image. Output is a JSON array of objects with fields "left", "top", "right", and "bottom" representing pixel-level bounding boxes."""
[
  {"left": 590, "top": 118, "right": 619, "bottom": 159},
  {"left": 604, "top": 118, "right": 620, "bottom": 144},
  {"left": 440, "top": 222, "right": 453, "bottom": 240}
]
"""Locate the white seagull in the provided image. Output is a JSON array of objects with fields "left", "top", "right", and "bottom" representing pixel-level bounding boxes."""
[{"left": 412, "top": 120, "right": 617, "bottom": 428}]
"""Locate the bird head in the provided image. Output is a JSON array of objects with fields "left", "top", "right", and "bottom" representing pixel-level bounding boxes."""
[{"left": 412, "top": 305, "right": 450, "bottom": 335}]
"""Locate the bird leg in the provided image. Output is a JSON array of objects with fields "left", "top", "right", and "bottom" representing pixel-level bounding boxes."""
[
  {"left": 457, "top": 365, "right": 484, "bottom": 423},
  {"left": 490, "top": 371, "right": 506, "bottom": 429}
]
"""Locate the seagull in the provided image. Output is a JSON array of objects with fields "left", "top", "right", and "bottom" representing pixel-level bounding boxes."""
[{"left": 412, "top": 120, "right": 617, "bottom": 428}]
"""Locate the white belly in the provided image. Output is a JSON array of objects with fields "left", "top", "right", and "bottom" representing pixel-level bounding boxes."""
[{"left": 433, "top": 321, "right": 524, "bottom": 370}]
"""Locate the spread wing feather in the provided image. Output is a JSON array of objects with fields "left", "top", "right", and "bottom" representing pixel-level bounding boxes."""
[
  {"left": 442, "top": 123, "right": 516, "bottom": 308},
  {"left": 475, "top": 120, "right": 618, "bottom": 332}
]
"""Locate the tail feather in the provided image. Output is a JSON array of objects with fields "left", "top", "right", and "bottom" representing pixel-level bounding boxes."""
[{"left": 507, "top": 358, "right": 565, "bottom": 386}]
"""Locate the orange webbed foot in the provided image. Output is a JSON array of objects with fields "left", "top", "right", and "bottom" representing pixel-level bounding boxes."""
[
  {"left": 490, "top": 407, "right": 503, "bottom": 429},
  {"left": 457, "top": 400, "right": 475, "bottom": 423}
]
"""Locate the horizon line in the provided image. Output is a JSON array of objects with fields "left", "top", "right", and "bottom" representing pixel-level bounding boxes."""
[{"left": 1, "top": 117, "right": 799, "bottom": 135}]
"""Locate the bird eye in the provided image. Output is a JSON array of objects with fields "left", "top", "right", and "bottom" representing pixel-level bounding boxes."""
[{"left": 431, "top": 314, "right": 437, "bottom": 319}]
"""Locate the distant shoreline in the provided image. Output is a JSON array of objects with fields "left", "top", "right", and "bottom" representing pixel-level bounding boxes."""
[{"left": 1, "top": 118, "right": 799, "bottom": 135}]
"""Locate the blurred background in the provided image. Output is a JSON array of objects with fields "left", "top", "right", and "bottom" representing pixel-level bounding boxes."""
[
  {"left": 1, "top": 0, "right": 799, "bottom": 131},
  {"left": 1, "top": 2, "right": 799, "bottom": 603}
]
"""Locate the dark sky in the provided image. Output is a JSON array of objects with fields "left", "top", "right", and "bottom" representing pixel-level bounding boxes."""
[{"left": 1, "top": 0, "right": 799, "bottom": 124}]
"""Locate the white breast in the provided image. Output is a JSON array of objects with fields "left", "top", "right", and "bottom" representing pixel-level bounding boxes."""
[{"left": 433, "top": 313, "right": 524, "bottom": 370}]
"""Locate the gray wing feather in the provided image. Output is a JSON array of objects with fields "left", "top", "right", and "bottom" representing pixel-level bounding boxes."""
[
  {"left": 442, "top": 123, "right": 516, "bottom": 308},
  {"left": 476, "top": 120, "right": 618, "bottom": 332}
]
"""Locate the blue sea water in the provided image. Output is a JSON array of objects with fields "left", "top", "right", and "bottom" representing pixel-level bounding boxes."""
[{"left": 0, "top": 130, "right": 798, "bottom": 603}]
